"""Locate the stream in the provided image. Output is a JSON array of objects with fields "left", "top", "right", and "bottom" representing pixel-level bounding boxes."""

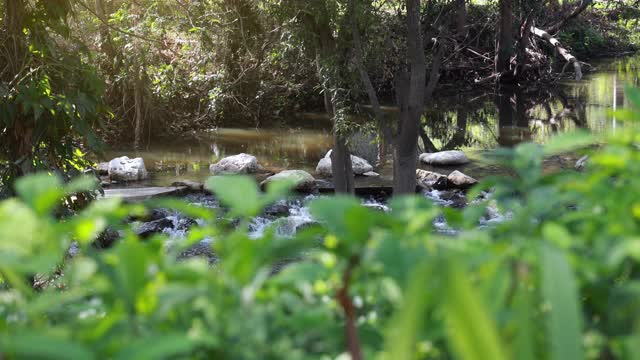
[{"left": 102, "top": 54, "right": 638, "bottom": 261}]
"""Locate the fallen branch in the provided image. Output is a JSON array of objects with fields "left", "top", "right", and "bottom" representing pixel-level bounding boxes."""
[
  {"left": 545, "top": 0, "right": 593, "bottom": 34},
  {"left": 531, "top": 27, "right": 582, "bottom": 81}
]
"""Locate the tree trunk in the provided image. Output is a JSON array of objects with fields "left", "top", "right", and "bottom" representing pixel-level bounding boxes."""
[
  {"left": 313, "top": 9, "right": 355, "bottom": 194},
  {"left": 349, "top": 0, "right": 384, "bottom": 125},
  {"left": 495, "top": 0, "right": 514, "bottom": 75},
  {"left": 393, "top": 0, "right": 427, "bottom": 195},
  {"left": 4, "top": 0, "right": 32, "bottom": 177},
  {"left": 133, "top": 66, "right": 145, "bottom": 150},
  {"left": 456, "top": 0, "right": 467, "bottom": 38}
]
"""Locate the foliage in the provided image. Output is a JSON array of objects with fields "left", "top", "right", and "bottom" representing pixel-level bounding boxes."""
[
  {"left": 1, "top": 89, "right": 640, "bottom": 358},
  {"left": 0, "top": 0, "right": 107, "bottom": 195}
]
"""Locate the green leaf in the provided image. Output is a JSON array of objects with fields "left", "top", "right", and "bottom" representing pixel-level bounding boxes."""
[
  {"left": 541, "top": 243, "right": 584, "bottom": 360},
  {"left": 14, "top": 173, "right": 63, "bottom": 214},
  {"left": 625, "top": 86, "right": 640, "bottom": 109},
  {"left": 114, "top": 334, "right": 196, "bottom": 360},
  {"left": 65, "top": 175, "right": 99, "bottom": 194},
  {"left": 542, "top": 130, "right": 595, "bottom": 156},
  {"left": 444, "top": 259, "right": 508, "bottom": 360},
  {"left": 1, "top": 333, "right": 95, "bottom": 360},
  {"left": 205, "top": 176, "right": 260, "bottom": 217},
  {"left": 382, "top": 262, "right": 434, "bottom": 360}
]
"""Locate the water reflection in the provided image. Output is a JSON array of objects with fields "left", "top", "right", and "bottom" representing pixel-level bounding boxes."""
[
  {"left": 103, "top": 128, "right": 333, "bottom": 185},
  {"left": 106, "top": 54, "right": 639, "bottom": 185}
]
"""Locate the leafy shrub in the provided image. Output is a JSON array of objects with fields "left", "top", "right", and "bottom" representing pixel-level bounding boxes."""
[{"left": 1, "top": 90, "right": 640, "bottom": 359}]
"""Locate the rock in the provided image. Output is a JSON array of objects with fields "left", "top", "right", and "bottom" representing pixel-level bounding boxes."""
[
  {"left": 315, "top": 157, "right": 333, "bottom": 177},
  {"left": 349, "top": 131, "right": 379, "bottom": 165},
  {"left": 209, "top": 153, "right": 259, "bottom": 175},
  {"left": 108, "top": 156, "right": 148, "bottom": 181},
  {"left": 101, "top": 186, "right": 187, "bottom": 202},
  {"left": 263, "top": 203, "right": 291, "bottom": 218},
  {"left": 575, "top": 155, "right": 589, "bottom": 172},
  {"left": 177, "top": 239, "right": 218, "bottom": 264},
  {"left": 315, "top": 179, "right": 334, "bottom": 191},
  {"left": 363, "top": 171, "right": 380, "bottom": 177},
  {"left": 438, "top": 190, "right": 468, "bottom": 208},
  {"left": 416, "top": 169, "right": 448, "bottom": 190},
  {"left": 95, "top": 227, "right": 122, "bottom": 249},
  {"left": 171, "top": 180, "right": 204, "bottom": 192},
  {"left": 447, "top": 170, "right": 478, "bottom": 189},
  {"left": 316, "top": 150, "right": 374, "bottom": 176},
  {"left": 419, "top": 150, "right": 470, "bottom": 166},
  {"left": 261, "top": 170, "right": 316, "bottom": 192},
  {"left": 135, "top": 218, "right": 174, "bottom": 239},
  {"left": 294, "top": 221, "right": 320, "bottom": 233},
  {"left": 96, "top": 162, "right": 109, "bottom": 175}
]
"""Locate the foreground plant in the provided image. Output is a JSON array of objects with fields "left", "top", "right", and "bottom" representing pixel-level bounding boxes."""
[{"left": 1, "top": 89, "right": 640, "bottom": 359}]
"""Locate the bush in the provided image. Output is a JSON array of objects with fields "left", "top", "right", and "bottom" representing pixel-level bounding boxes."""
[{"left": 1, "top": 89, "right": 640, "bottom": 359}]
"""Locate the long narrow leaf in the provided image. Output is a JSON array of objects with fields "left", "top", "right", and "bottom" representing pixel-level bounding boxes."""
[
  {"left": 444, "top": 260, "right": 508, "bottom": 360},
  {"left": 541, "top": 243, "right": 584, "bottom": 360}
]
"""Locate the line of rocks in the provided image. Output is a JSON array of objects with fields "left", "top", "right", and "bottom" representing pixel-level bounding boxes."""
[{"left": 95, "top": 149, "right": 479, "bottom": 194}]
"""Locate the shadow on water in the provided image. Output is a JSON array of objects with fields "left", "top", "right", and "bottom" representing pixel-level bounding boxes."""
[{"left": 105, "top": 54, "right": 640, "bottom": 186}]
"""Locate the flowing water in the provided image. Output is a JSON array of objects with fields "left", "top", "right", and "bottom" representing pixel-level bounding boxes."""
[
  {"left": 104, "top": 54, "right": 640, "bottom": 186},
  {"left": 108, "top": 54, "right": 639, "bottom": 255}
]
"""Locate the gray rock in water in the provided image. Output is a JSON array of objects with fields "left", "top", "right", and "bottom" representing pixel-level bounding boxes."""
[
  {"left": 108, "top": 156, "right": 148, "bottom": 181},
  {"left": 95, "top": 227, "right": 123, "bottom": 249},
  {"left": 575, "top": 155, "right": 589, "bottom": 172},
  {"left": 178, "top": 239, "right": 218, "bottom": 265},
  {"left": 416, "top": 169, "right": 448, "bottom": 190},
  {"left": 316, "top": 150, "right": 374, "bottom": 176},
  {"left": 96, "top": 162, "right": 109, "bottom": 175},
  {"left": 447, "top": 170, "right": 478, "bottom": 189},
  {"left": 261, "top": 170, "right": 316, "bottom": 192},
  {"left": 419, "top": 150, "right": 470, "bottom": 166},
  {"left": 171, "top": 180, "right": 204, "bottom": 192},
  {"left": 363, "top": 171, "right": 380, "bottom": 177},
  {"left": 209, "top": 153, "right": 259, "bottom": 175},
  {"left": 135, "top": 218, "right": 174, "bottom": 239}
]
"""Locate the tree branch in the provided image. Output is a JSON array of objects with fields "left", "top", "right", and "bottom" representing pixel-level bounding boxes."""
[
  {"left": 531, "top": 26, "right": 582, "bottom": 81},
  {"left": 545, "top": 0, "right": 593, "bottom": 34}
]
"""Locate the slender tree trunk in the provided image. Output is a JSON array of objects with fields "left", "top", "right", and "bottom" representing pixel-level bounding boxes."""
[
  {"left": 545, "top": 0, "right": 593, "bottom": 34},
  {"left": 349, "top": 0, "right": 384, "bottom": 124},
  {"left": 496, "top": 91, "right": 516, "bottom": 147},
  {"left": 313, "top": 9, "right": 355, "bottom": 194},
  {"left": 495, "top": 0, "right": 514, "bottom": 75},
  {"left": 456, "top": 0, "right": 467, "bottom": 38},
  {"left": 4, "top": 0, "right": 32, "bottom": 177},
  {"left": 133, "top": 66, "right": 145, "bottom": 150}
]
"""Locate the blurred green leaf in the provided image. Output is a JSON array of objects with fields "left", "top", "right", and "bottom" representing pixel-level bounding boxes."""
[
  {"left": 1, "top": 333, "right": 95, "bottom": 359},
  {"left": 541, "top": 243, "right": 584, "bottom": 360},
  {"left": 205, "top": 176, "right": 260, "bottom": 217},
  {"left": 14, "top": 173, "right": 63, "bottom": 214},
  {"left": 443, "top": 260, "right": 508, "bottom": 360},
  {"left": 542, "top": 130, "right": 595, "bottom": 156}
]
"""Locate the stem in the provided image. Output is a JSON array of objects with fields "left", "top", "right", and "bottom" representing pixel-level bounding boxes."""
[{"left": 337, "top": 255, "right": 362, "bottom": 360}]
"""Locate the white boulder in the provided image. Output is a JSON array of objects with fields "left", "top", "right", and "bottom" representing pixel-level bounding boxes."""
[
  {"left": 447, "top": 170, "right": 478, "bottom": 189},
  {"left": 316, "top": 150, "right": 374, "bottom": 176},
  {"left": 261, "top": 170, "right": 316, "bottom": 192},
  {"left": 108, "top": 156, "right": 148, "bottom": 181},
  {"left": 209, "top": 153, "right": 259, "bottom": 175},
  {"left": 416, "top": 169, "right": 448, "bottom": 189},
  {"left": 419, "top": 150, "right": 470, "bottom": 166}
]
